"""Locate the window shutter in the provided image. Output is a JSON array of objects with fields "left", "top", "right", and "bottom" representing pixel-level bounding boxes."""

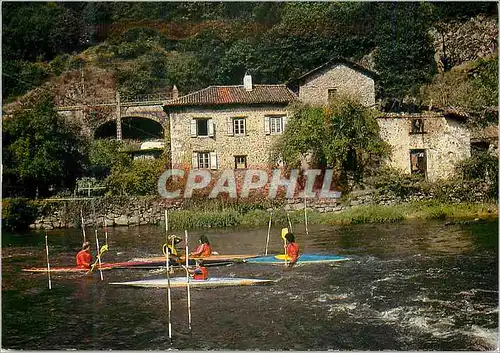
[
  {"left": 192, "top": 152, "right": 198, "bottom": 169},
  {"left": 227, "top": 117, "right": 234, "bottom": 136},
  {"left": 190, "top": 120, "right": 197, "bottom": 137},
  {"left": 208, "top": 119, "right": 214, "bottom": 137},
  {"left": 210, "top": 151, "right": 217, "bottom": 170},
  {"left": 264, "top": 116, "right": 270, "bottom": 135},
  {"left": 282, "top": 116, "right": 288, "bottom": 132}
]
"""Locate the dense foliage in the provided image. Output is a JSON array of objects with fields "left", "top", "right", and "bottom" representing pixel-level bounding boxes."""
[
  {"left": 2, "top": 2, "right": 496, "bottom": 105},
  {"left": 2, "top": 94, "right": 88, "bottom": 197},
  {"left": 273, "top": 95, "right": 390, "bottom": 188}
]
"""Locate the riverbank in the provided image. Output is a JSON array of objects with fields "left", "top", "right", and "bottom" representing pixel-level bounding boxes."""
[{"left": 23, "top": 199, "right": 499, "bottom": 231}]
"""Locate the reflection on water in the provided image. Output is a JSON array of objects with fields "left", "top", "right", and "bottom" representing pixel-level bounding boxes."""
[{"left": 2, "top": 219, "right": 498, "bottom": 350}]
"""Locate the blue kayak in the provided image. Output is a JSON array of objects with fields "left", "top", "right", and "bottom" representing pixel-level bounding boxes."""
[{"left": 244, "top": 253, "right": 349, "bottom": 264}]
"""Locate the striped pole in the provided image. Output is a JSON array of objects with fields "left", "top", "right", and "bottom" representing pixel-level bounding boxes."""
[
  {"left": 104, "top": 218, "right": 108, "bottom": 247},
  {"left": 185, "top": 230, "right": 192, "bottom": 331},
  {"left": 45, "top": 234, "right": 52, "bottom": 289},
  {"left": 95, "top": 230, "right": 103, "bottom": 281},
  {"left": 80, "top": 209, "right": 86, "bottom": 242},
  {"left": 164, "top": 210, "right": 172, "bottom": 343},
  {"left": 265, "top": 211, "right": 272, "bottom": 255},
  {"left": 304, "top": 197, "right": 309, "bottom": 235}
]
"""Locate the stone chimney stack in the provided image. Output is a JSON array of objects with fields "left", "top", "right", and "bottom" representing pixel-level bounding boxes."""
[
  {"left": 172, "top": 85, "right": 179, "bottom": 99},
  {"left": 243, "top": 72, "right": 252, "bottom": 91}
]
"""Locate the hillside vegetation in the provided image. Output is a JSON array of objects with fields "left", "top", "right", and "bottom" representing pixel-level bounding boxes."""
[{"left": 2, "top": 2, "right": 497, "bottom": 112}]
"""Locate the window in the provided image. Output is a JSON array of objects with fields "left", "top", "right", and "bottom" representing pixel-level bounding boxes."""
[
  {"left": 264, "top": 115, "right": 287, "bottom": 135},
  {"left": 410, "top": 149, "right": 426, "bottom": 176},
  {"left": 190, "top": 118, "right": 214, "bottom": 137},
  {"left": 234, "top": 155, "right": 247, "bottom": 169},
  {"left": 198, "top": 152, "right": 210, "bottom": 169},
  {"left": 192, "top": 151, "right": 217, "bottom": 169},
  {"left": 410, "top": 119, "right": 425, "bottom": 134},
  {"left": 328, "top": 88, "right": 338, "bottom": 101},
  {"left": 227, "top": 117, "right": 246, "bottom": 136},
  {"left": 270, "top": 117, "right": 282, "bottom": 134},
  {"left": 234, "top": 118, "right": 245, "bottom": 135}
]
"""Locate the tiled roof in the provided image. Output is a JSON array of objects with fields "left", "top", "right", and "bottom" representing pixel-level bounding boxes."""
[
  {"left": 164, "top": 85, "right": 298, "bottom": 108},
  {"left": 297, "top": 57, "right": 378, "bottom": 82}
]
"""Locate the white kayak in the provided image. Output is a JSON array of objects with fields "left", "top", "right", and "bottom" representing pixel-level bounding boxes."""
[{"left": 109, "top": 276, "right": 276, "bottom": 288}]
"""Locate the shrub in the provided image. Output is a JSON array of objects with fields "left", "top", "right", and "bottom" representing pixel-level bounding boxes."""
[{"left": 2, "top": 198, "right": 40, "bottom": 231}]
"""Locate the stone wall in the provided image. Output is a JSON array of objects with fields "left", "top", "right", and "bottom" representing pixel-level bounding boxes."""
[
  {"left": 377, "top": 112, "right": 471, "bottom": 181},
  {"left": 169, "top": 105, "right": 289, "bottom": 169},
  {"left": 298, "top": 63, "right": 375, "bottom": 107},
  {"left": 28, "top": 190, "right": 424, "bottom": 230}
]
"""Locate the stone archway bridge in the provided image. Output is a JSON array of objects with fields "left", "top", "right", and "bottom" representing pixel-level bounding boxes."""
[{"left": 53, "top": 91, "right": 173, "bottom": 140}]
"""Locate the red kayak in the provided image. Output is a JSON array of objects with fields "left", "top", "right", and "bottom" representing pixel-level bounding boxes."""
[{"left": 22, "top": 260, "right": 167, "bottom": 273}]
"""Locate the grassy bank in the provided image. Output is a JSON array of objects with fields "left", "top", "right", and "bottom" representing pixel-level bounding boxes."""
[{"left": 164, "top": 200, "right": 498, "bottom": 230}]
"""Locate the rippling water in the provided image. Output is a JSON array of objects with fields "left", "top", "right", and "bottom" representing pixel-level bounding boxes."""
[{"left": 2, "top": 219, "right": 498, "bottom": 350}]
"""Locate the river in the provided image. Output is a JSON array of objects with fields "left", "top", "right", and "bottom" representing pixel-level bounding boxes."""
[{"left": 2, "top": 219, "right": 498, "bottom": 350}]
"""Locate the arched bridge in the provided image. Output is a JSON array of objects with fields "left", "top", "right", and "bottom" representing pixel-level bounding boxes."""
[{"left": 55, "top": 92, "right": 171, "bottom": 140}]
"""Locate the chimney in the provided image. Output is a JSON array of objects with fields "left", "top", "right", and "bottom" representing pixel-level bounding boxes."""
[
  {"left": 243, "top": 72, "right": 252, "bottom": 91},
  {"left": 172, "top": 85, "right": 179, "bottom": 99}
]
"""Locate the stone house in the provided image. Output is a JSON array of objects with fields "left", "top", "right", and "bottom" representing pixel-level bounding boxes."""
[
  {"left": 164, "top": 58, "right": 474, "bottom": 181},
  {"left": 296, "top": 58, "right": 376, "bottom": 108},
  {"left": 377, "top": 111, "right": 471, "bottom": 181},
  {"left": 164, "top": 74, "right": 297, "bottom": 170}
]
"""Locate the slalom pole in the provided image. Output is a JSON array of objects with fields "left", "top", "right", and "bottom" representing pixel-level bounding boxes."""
[
  {"left": 164, "top": 209, "right": 172, "bottom": 344},
  {"left": 184, "top": 230, "right": 192, "bottom": 331},
  {"left": 286, "top": 211, "right": 293, "bottom": 233},
  {"left": 265, "top": 211, "right": 272, "bottom": 255},
  {"left": 80, "top": 209, "right": 86, "bottom": 243},
  {"left": 95, "top": 230, "right": 103, "bottom": 281},
  {"left": 103, "top": 218, "right": 108, "bottom": 247},
  {"left": 45, "top": 233, "right": 52, "bottom": 290},
  {"left": 304, "top": 197, "right": 309, "bottom": 236}
]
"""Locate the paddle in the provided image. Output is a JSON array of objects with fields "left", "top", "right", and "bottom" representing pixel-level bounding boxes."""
[{"left": 87, "top": 243, "right": 109, "bottom": 274}]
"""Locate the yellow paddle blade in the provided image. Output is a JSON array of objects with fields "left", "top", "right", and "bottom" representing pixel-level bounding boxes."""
[
  {"left": 275, "top": 254, "right": 291, "bottom": 261},
  {"left": 281, "top": 228, "right": 289, "bottom": 240},
  {"left": 100, "top": 244, "right": 109, "bottom": 254}
]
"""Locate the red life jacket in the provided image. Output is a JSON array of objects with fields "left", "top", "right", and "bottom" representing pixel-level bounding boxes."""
[
  {"left": 76, "top": 250, "right": 91, "bottom": 268},
  {"left": 286, "top": 242, "right": 300, "bottom": 263},
  {"left": 193, "top": 243, "right": 212, "bottom": 257},
  {"left": 193, "top": 266, "right": 208, "bottom": 280}
]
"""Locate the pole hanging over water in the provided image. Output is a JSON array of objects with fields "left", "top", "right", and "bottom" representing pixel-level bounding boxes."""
[
  {"left": 304, "top": 197, "right": 309, "bottom": 235},
  {"left": 80, "top": 209, "right": 86, "bottom": 243},
  {"left": 185, "top": 230, "right": 192, "bottom": 331},
  {"left": 95, "top": 230, "right": 103, "bottom": 281},
  {"left": 164, "top": 209, "right": 172, "bottom": 343},
  {"left": 265, "top": 211, "right": 272, "bottom": 255},
  {"left": 45, "top": 233, "right": 52, "bottom": 290}
]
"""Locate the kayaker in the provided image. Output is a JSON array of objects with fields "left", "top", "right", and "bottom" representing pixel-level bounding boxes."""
[
  {"left": 76, "top": 241, "right": 92, "bottom": 269},
  {"left": 190, "top": 259, "right": 209, "bottom": 280},
  {"left": 163, "top": 235, "right": 183, "bottom": 258},
  {"left": 284, "top": 232, "right": 300, "bottom": 267},
  {"left": 190, "top": 235, "right": 212, "bottom": 257}
]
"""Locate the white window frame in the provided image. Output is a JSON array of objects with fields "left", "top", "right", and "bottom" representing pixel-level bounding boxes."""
[
  {"left": 192, "top": 151, "right": 217, "bottom": 170},
  {"left": 265, "top": 115, "right": 287, "bottom": 135},
  {"left": 191, "top": 118, "right": 214, "bottom": 138},
  {"left": 198, "top": 151, "right": 210, "bottom": 169},
  {"left": 233, "top": 118, "right": 246, "bottom": 136}
]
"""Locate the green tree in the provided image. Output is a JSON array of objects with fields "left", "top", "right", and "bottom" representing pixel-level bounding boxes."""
[
  {"left": 419, "top": 55, "right": 498, "bottom": 128},
  {"left": 373, "top": 2, "right": 436, "bottom": 109},
  {"left": 3, "top": 94, "right": 88, "bottom": 197},
  {"left": 273, "top": 95, "right": 389, "bottom": 187}
]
